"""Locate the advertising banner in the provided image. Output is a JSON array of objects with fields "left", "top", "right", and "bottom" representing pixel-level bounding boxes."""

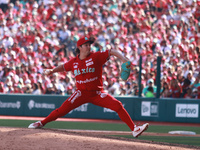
[
  {"left": 0, "top": 94, "right": 199, "bottom": 123},
  {"left": 176, "top": 104, "right": 199, "bottom": 118},
  {"left": 141, "top": 101, "right": 159, "bottom": 117}
]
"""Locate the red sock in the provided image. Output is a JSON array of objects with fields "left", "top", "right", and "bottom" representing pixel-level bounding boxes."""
[
  {"left": 117, "top": 108, "right": 135, "bottom": 131},
  {"left": 41, "top": 99, "right": 73, "bottom": 126},
  {"left": 41, "top": 109, "right": 62, "bottom": 126}
]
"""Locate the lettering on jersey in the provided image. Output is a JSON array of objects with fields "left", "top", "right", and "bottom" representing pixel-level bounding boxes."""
[
  {"left": 85, "top": 58, "right": 92, "bottom": 63},
  {"left": 85, "top": 58, "right": 94, "bottom": 67},
  {"left": 86, "top": 61, "right": 94, "bottom": 67},
  {"left": 74, "top": 68, "right": 81, "bottom": 77},
  {"left": 73, "top": 62, "right": 79, "bottom": 65},
  {"left": 73, "top": 62, "right": 79, "bottom": 69},
  {"left": 68, "top": 90, "right": 81, "bottom": 103},
  {"left": 76, "top": 77, "right": 98, "bottom": 84},
  {"left": 74, "top": 67, "right": 95, "bottom": 77},
  {"left": 96, "top": 91, "right": 107, "bottom": 98}
]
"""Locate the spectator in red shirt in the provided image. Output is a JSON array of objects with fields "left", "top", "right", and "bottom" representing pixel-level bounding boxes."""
[
  {"left": 5, "top": 3, "right": 17, "bottom": 17},
  {"left": 26, "top": 46, "right": 36, "bottom": 58},
  {"left": 25, "top": 30, "right": 36, "bottom": 45},
  {"left": 168, "top": 78, "right": 181, "bottom": 98},
  {"left": 46, "top": 3, "right": 56, "bottom": 20},
  {"left": 198, "top": 87, "right": 200, "bottom": 99},
  {"left": 155, "top": 0, "right": 168, "bottom": 18},
  {"left": 12, "top": 41, "right": 21, "bottom": 54},
  {"left": 12, "top": 83, "right": 24, "bottom": 94},
  {"left": 194, "top": 3, "right": 200, "bottom": 21},
  {"left": 21, "top": 11, "right": 32, "bottom": 23},
  {"left": 42, "top": 46, "right": 53, "bottom": 59},
  {"left": 0, "top": 82, "right": 5, "bottom": 93}
]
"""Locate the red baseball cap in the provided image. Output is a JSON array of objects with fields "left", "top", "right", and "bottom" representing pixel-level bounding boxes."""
[{"left": 77, "top": 37, "right": 94, "bottom": 47}]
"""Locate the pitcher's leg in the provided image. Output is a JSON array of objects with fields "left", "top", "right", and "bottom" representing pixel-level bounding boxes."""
[
  {"left": 117, "top": 106, "right": 135, "bottom": 131},
  {"left": 92, "top": 93, "right": 135, "bottom": 131},
  {"left": 42, "top": 90, "right": 83, "bottom": 126}
]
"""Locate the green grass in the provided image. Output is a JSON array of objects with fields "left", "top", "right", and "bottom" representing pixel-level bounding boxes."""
[
  {"left": 0, "top": 119, "right": 131, "bottom": 131},
  {"left": 145, "top": 125, "right": 200, "bottom": 134},
  {"left": 139, "top": 136, "right": 200, "bottom": 147},
  {"left": 112, "top": 135, "right": 200, "bottom": 147},
  {"left": 1, "top": 119, "right": 200, "bottom": 147}
]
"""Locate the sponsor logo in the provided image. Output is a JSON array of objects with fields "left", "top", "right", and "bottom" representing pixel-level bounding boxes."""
[
  {"left": 103, "top": 108, "right": 115, "bottom": 113},
  {"left": 69, "top": 103, "right": 88, "bottom": 114},
  {"left": 68, "top": 90, "right": 81, "bottom": 104},
  {"left": 76, "top": 77, "right": 98, "bottom": 84},
  {"left": 0, "top": 101, "right": 21, "bottom": 109},
  {"left": 73, "top": 63, "right": 79, "bottom": 69},
  {"left": 86, "top": 61, "right": 94, "bottom": 67},
  {"left": 28, "top": 100, "right": 55, "bottom": 110},
  {"left": 85, "top": 58, "right": 92, "bottom": 63},
  {"left": 73, "top": 59, "right": 95, "bottom": 76},
  {"left": 176, "top": 104, "right": 199, "bottom": 118},
  {"left": 74, "top": 67, "right": 95, "bottom": 77},
  {"left": 85, "top": 58, "right": 94, "bottom": 67},
  {"left": 141, "top": 101, "right": 159, "bottom": 117},
  {"left": 134, "top": 128, "right": 141, "bottom": 132},
  {"left": 96, "top": 91, "right": 107, "bottom": 98},
  {"left": 73, "top": 62, "right": 78, "bottom": 65},
  {"left": 73, "top": 62, "right": 79, "bottom": 69}
]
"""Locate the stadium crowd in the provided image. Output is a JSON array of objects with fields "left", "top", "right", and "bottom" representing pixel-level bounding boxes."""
[{"left": 0, "top": 0, "right": 200, "bottom": 99}]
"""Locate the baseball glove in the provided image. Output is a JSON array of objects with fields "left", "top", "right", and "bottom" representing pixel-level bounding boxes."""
[{"left": 121, "top": 61, "right": 131, "bottom": 80}]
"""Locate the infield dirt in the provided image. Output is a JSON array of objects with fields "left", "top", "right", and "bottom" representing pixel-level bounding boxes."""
[{"left": 0, "top": 127, "right": 199, "bottom": 150}]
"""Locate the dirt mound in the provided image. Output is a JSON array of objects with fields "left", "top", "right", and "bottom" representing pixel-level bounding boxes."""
[{"left": 0, "top": 127, "right": 198, "bottom": 150}]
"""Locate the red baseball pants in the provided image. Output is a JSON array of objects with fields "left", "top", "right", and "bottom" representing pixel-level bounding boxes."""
[{"left": 41, "top": 90, "right": 135, "bottom": 131}]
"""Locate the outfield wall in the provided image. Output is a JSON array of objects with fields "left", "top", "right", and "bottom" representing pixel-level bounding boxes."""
[{"left": 0, "top": 94, "right": 199, "bottom": 123}]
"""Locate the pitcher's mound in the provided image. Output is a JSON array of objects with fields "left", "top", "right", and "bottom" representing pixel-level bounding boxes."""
[{"left": 0, "top": 127, "right": 197, "bottom": 150}]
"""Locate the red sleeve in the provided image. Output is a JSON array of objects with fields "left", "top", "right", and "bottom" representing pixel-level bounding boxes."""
[
  {"left": 95, "top": 50, "right": 110, "bottom": 66},
  {"left": 63, "top": 58, "right": 74, "bottom": 72}
]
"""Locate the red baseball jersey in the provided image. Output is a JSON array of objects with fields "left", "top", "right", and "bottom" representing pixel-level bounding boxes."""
[{"left": 63, "top": 50, "right": 110, "bottom": 91}]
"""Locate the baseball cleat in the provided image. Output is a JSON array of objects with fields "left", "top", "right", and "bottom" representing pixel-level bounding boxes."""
[
  {"left": 132, "top": 123, "right": 149, "bottom": 138},
  {"left": 28, "top": 121, "right": 43, "bottom": 129}
]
